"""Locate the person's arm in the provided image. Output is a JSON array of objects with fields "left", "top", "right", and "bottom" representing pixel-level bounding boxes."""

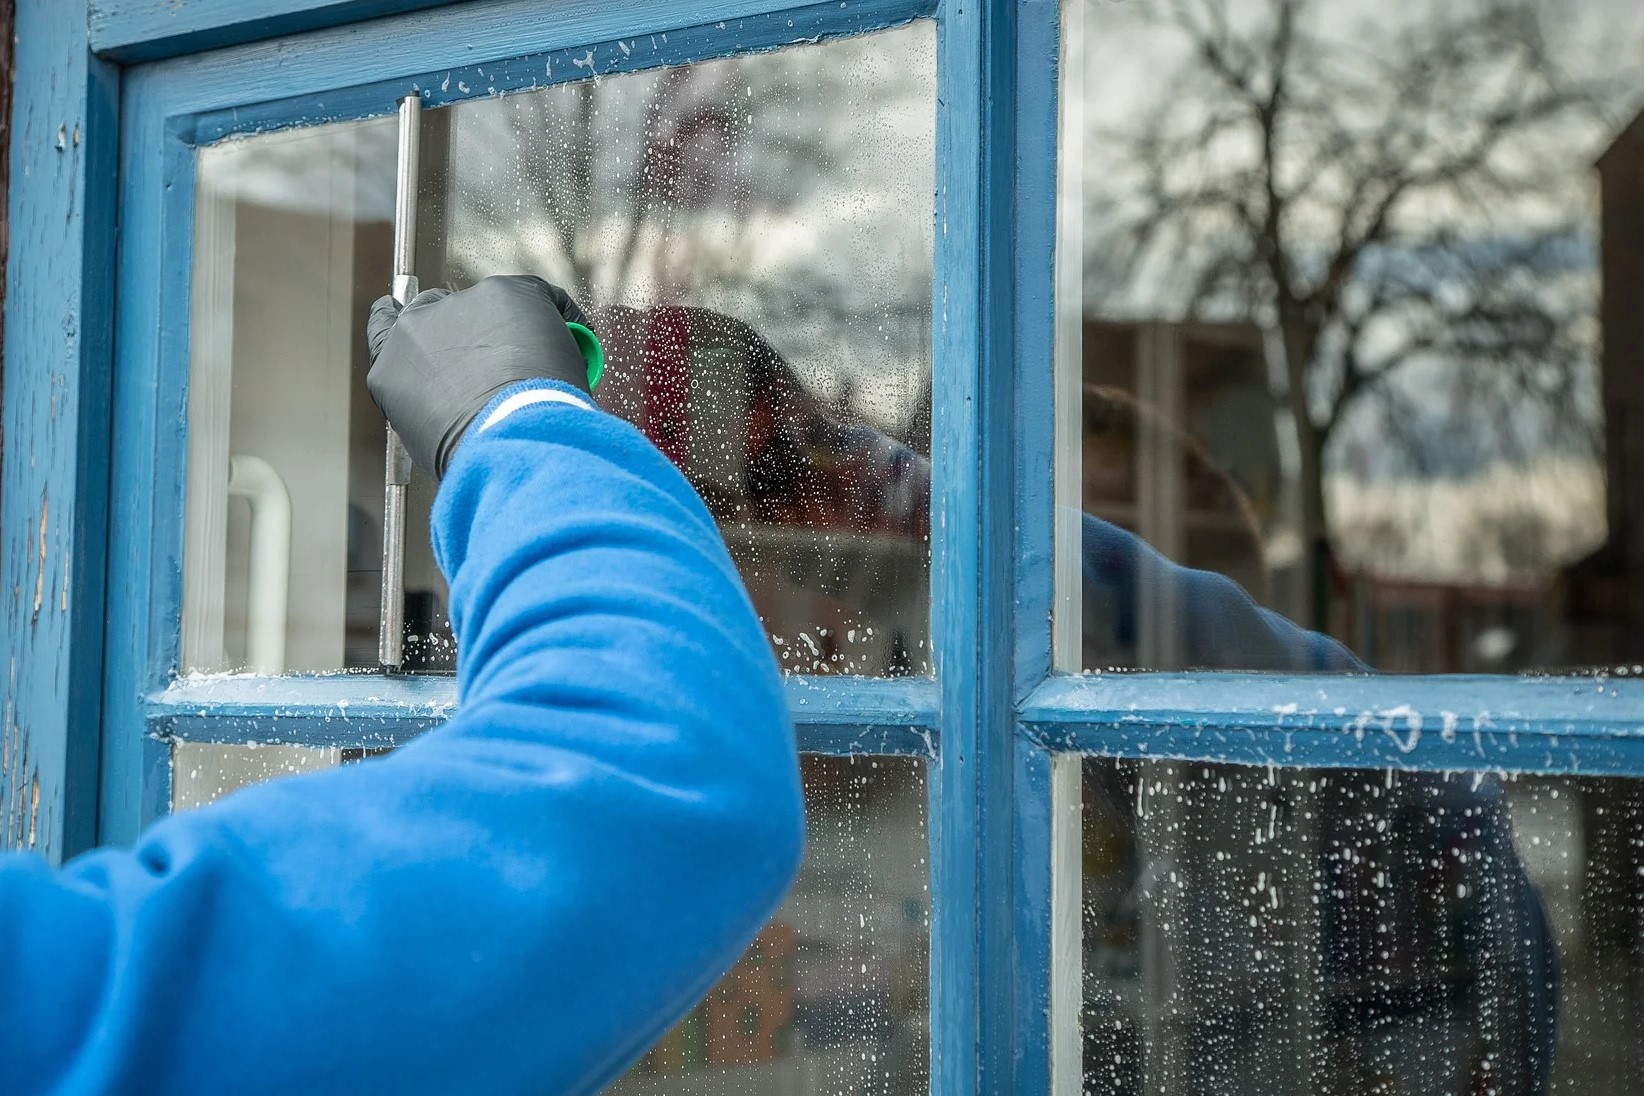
[{"left": 0, "top": 279, "right": 805, "bottom": 1094}]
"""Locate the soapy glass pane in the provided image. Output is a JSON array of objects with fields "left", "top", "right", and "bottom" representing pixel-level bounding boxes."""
[
  {"left": 172, "top": 746, "right": 930, "bottom": 1093},
  {"left": 417, "top": 22, "right": 937, "bottom": 676},
  {"left": 1079, "top": 758, "right": 1637, "bottom": 1094},
  {"left": 1058, "top": 0, "right": 1644, "bottom": 673}
]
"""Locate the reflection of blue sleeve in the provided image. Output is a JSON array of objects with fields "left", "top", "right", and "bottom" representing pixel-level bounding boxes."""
[
  {"left": 1462, "top": 779, "right": 1561, "bottom": 1094},
  {"left": 1080, "top": 514, "right": 1364, "bottom": 671},
  {"left": 0, "top": 379, "right": 805, "bottom": 1094}
]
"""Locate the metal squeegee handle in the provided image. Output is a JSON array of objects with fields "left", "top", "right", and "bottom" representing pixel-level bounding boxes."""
[{"left": 379, "top": 94, "right": 421, "bottom": 671}]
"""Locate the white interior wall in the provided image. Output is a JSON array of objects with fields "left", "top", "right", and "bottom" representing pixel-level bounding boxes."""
[
  {"left": 224, "top": 198, "right": 353, "bottom": 670},
  {"left": 221, "top": 130, "right": 358, "bottom": 671},
  {"left": 186, "top": 126, "right": 366, "bottom": 673}
]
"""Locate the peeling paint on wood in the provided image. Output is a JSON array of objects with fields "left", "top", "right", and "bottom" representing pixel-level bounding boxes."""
[
  {"left": 2, "top": 0, "right": 117, "bottom": 862},
  {"left": 31, "top": 492, "right": 45, "bottom": 619},
  {"left": 1, "top": 694, "right": 34, "bottom": 850},
  {"left": 0, "top": 0, "right": 11, "bottom": 382}
]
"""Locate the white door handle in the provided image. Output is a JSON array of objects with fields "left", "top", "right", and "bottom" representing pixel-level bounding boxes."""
[{"left": 227, "top": 454, "right": 292, "bottom": 674}]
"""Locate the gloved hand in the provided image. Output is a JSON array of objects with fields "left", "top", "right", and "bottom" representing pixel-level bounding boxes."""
[{"left": 366, "top": 274, "right": 593, "bottom": 478}]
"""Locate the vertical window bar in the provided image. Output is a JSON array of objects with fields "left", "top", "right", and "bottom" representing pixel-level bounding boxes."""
[{"left": 930, "top": 0, "right": 1025, "bottom": 1090}]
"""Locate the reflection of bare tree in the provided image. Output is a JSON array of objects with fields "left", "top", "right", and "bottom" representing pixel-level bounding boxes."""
[
  {"left": 1091, "top": 0, "right": 1610, "bottom": 623},
  {"left": 447, "top": 65, "right": 797, "bottom": 307},
  {"left": 434, "top": 31, "right": 936, "bottom": 446},
  {"left": 439, "top": 55, "right": 890, "bottom": 328}
]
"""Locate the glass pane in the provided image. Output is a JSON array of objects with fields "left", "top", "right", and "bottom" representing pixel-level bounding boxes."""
[
  {"left": 172, "top": 746, "right": 929, "bottom": 1093},
  {"left": 182, "top": 118, "right": 404, "bottom": 673},
  {"left": 416, "top": 22, "right": 936, "bottom": 676},
  {"left": 1077, "top": 758, "right": 1644, "bottom": 1093},
  {"left": 183, "top": 25, "right": 936, "bottom": 678},
  {"left": 1058, "top": 0, "right": 1644, "bottom": 673}
]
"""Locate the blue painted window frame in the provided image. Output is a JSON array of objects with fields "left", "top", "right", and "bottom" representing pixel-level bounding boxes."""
[{"left": 5, "top": 0, "right": 1642, "bottom": 1093}]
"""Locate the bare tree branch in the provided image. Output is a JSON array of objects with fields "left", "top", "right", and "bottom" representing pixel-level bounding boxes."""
[{"left": 1090, "top": 0, "right": 1613, "bottom": 571}]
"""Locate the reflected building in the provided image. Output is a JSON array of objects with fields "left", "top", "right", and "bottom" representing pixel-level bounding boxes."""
[{"left": 1565, "top": 107, "right": 1644, "bottom": 668}]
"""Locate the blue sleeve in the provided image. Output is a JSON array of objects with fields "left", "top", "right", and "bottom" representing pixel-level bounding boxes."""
[{"left": 0, "top": 380, "right": 805, "bottom": 1095}]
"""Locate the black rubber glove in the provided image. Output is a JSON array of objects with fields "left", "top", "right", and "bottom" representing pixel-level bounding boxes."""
[{"left": 366, "top": 275, "right": 593, "bottom": 478}]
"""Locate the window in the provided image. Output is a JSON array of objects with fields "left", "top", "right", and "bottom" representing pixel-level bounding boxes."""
[
  {"left": 1061, "top": 0, "right": 1644, "bottom": 679},
  {"left": 5, "top": 0, "right": 1641, "bottom": 1092}
]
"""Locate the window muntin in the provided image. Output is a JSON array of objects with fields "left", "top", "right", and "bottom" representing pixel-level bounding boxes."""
[
  {"left": 1057, "top": 0, "right": 1644, "bottom": 674},
  {"left": 173, "top": 745, "right": 930, "bottom": 1092},
  {"left": 180, "top": 22, "right": 936, "bottom": 677}
]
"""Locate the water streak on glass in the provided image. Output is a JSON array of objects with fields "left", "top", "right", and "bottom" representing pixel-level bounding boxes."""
[
  {"left": 172, "top": 747, "right": 930, "bottom": 1094},
  {"left": 1081, "top": 758, "right": 1640, "bottom": 1094},
  {"left": 1058, "top": 0, "right": 1644, "bottom": 674},
  {"left": 181, "top": 24, "right": 936, "bottom": 677}
]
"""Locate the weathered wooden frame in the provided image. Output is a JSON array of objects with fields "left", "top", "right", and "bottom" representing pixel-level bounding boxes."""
[{"left": 9, "top": 2, "right": 1644, "bottom": 1094}]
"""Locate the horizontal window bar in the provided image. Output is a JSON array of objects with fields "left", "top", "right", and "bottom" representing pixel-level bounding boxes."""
[
  {"left": 148, "top": 673, "right": 457, "bottom": 748},
  {"left": 1021, "top": 673, "right": 1644, "bottom": 776},
  {"left": 137, "top": 0, "right": 934, "bottom": 143},
  {"left": 783, "top": 676, "right": 939, "bottom": 754},
  {"left": 148, "top": 673, "right": 938, "bottom": 756}
]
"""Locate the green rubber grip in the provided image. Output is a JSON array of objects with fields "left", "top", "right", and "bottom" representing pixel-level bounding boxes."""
[{"left": 566, "top": 322, "right": 605, "bottom": 391}]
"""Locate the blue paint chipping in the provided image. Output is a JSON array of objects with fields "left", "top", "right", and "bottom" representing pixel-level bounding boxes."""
[
  {"left": 149, "top": 675, "right": 939, "bottom": 756},
  {"left": 1011, "top": 740, "right": 1057, "bottom": 1096},
  {"left": 134, "top": 0, "right": 937, "bottom": 146},
  {"left": 1012, "top": 0, "right": 1061, "bottom": 705},
  {"left": 101, "top": 97, "right": 196, "bottom": 844},
  {"left": 1007, "top": 3, "right": 1063, "bottom": 1092},
  {"left": 2, "top": 0, "right": 120, "bottom": 864},
  {"left": 185, "top": 0, "right": 937, "bottom": 145}
]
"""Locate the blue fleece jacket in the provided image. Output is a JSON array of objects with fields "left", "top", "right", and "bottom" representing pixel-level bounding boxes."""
[{"left": 0, "top": 381, "right": 806, "bottom": 1095}]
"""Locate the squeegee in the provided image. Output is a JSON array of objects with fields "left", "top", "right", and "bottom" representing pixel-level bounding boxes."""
[
  {"left": 379, "top": 94, "right": 422, "bottom": 671},
  {"left": 377, "top": 93, "right": 605, "bottom": 671}
]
